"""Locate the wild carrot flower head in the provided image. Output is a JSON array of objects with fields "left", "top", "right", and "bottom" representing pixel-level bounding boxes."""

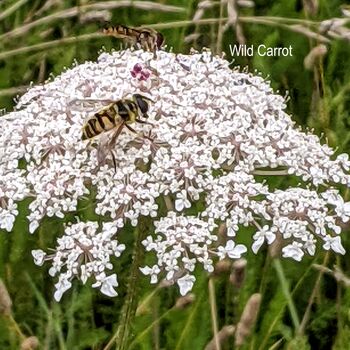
[{"left": 1, "top": 48, "right": 350, "bottom": 300}]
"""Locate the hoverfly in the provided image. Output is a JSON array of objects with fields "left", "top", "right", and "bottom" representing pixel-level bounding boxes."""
[
  {"left": 80, "top": 94, "right": 154, "bottom": 170},
  {"left": 102, "top": 24, "right": 164, "bottom": 58}
]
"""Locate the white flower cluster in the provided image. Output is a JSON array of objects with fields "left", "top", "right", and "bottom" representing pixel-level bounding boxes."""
[
  {"left": 1, "top": 48, "right": 350, "bottom": 299},
  {"left": 141, "top": 212, "right": 218, "bottom": 295},
  {"left": 32, "top": 221, "right": 125, "bottom": 301}
]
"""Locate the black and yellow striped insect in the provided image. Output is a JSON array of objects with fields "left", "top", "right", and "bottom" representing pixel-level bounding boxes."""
[
  {"left": 82, "top": 94, "right": 153, "bottom": 140},
  {"left": 102, "top": 24, "right": 164, "bottom": 57},
  {"left": 81, "top": 94, "right": 153, "bottom": 169}
]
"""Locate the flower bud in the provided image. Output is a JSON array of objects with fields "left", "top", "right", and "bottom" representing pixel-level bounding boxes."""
[
  {"left": 211, "top": 260, "right": 232, "bottom": 277},
  {"left": 204, "top": 325, "right": 235, "bottom": 350},
  {"left": 303, "top": 0, "right": 318, "bottom": 16},
  {"left": 21, "top": 336, "right": 39, "bottom": 350},
  {"left": 229, "top": 259, "right": 247, "bottom": 288},
  {"left": 174, "top": 293, "right": 195, "bottom": 309},
  {"left": 0, "top": 279, "right": 12, "bottom": 316},
  {"left": 304, "top": 44, "right": 327, "bottom": 70},
  {"left": 235, "top": 293, "right": 261, "bottom": 346}
]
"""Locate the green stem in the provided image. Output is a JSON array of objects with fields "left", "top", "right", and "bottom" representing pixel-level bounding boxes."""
[
  {"left": 0, "top": 15, "right": 332, "bottom": 61},
  {"left": 104, "top": 218, "right": 150, "bottom": 350},
  {"left": 0, "top": 1, "right": 185, "bottom": 42},
  {"left": 258, "top": 259, "right": 314, "bottom": 350},
  {"left": 175, "top": 293, "right": 203, "bottom": 350},
  {"left": 297, "top": 252, "right": 329, "bottom": 335},
  {"left": 0, "top": 33, "right": 102, "bottom": 60},
  {"left": 0, "top": 85, "right": 28, "bottom": 97},
  {"left": 129, "top": 308, "right": 173, "bottom": 349},
  {"left": 208, "top": 278, "right": 221, "bottom": 350},
  {"left": 273, "top": 259, "right": 300, "bottom": 331},
  {"left": 253, "top": 169, "right": 289, "bottom": 176},
  {"left": 0, "top": 0, "right": 30, "bottom": 22},
  {"left": 7, "top": 314, "right": 25, "bottom": 340}
]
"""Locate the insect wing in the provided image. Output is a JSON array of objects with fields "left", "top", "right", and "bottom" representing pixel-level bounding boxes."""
[
  {"left": 69, "top": 98, "right": 116, "bottom": 114},
  {"left": 103, "top": 24, "right": 142, "bottom": 40}
]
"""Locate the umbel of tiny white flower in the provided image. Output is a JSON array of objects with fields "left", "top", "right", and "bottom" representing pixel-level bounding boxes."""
[
  {"left": 32, "top": 221, "right": 125, "bottom": 301},
  {"left": 1, "top": 48, "right": 350, "bottom": 300}
]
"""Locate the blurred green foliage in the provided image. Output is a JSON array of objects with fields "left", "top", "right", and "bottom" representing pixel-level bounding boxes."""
[{"left": 1, "top": 0, "right": 350, "bottom": 349}]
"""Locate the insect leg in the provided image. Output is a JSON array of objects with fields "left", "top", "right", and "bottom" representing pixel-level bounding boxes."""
[
  {"left": 106, "top": 123, "right": 125, "bottom": 172},
  {"left": 111, "top": 149, "right": 117, "bottom": 173},
  {"left": 135, "top": 118, "right": 154, "bottom": 126},
  {"left": 126, "top": 124, "right": 153, "bottom": 142},
  {"left": 124, "top": 124, "right": 138, "bottom": 134},
  {"left": 108, "top": 123, "right": 125, "bottom": 149}
]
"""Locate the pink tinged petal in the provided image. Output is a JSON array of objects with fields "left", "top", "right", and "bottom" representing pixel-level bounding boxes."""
[
  {"left": 252, "top": 237, "right": 264, "bottom": 254},
  {"left": 49, "top": 266, "right": 58, "bottom": 277},
  {"left": 114, "top": 244, "right": 125, "bottom": 257},
  {"left": 166, "top": 270, "right": 175, "bottom": 280},
  {"left": 139, "top": 266, "right": 152, "bottom": 275},
  {"left": 29, "top": 221, "right": 39, "bottom": 234},
  {"left": 228, "top": 244, "right": 247, "bottom": 258},
  {"left": 177, "top": 274, "right": 195, "bottom": 296},
  {"left": 133, "top": 63, "right": 142, "bottom": 72},
  {"left": 342, "top": 202, "right": 350, "bottom": 222},
  {"left": 217, "top": 247, "right": 226, "bottom": 260},
  {"left": 3, "top": 215, "right": 14, "bottom": 232},
  {"left": 222, "top": 240, "right": 247, "bottom": 259},
  {"left": 175, "top": 199, "right": 184, "bottom": 211},
  {"left": 323, "top": 236, "right": 346, "bottom": 255},
  {"left": 141, "top": 70, "right": 150, "bottom": 80},
  {"left": 150, "top": 274, "right": 158, "bottom": 284},
  {"left": 305, "top": 242, "right": 316, "bottom": 256},
  {"left": 54, "top": 278, "right": 72, "bottom": 301},
  {"left": 99, "top": 274, "right": 118, "bottom": 297},
  {"left": 266, "top": 232, "right": 276, "bottom": 244},
  {"left": 227, "top": 226, "right": 236, "bottom": 237},
  {"left": 31, "top": 249, "right": 46, "bottom": 266},
  {"left": 282, "top": 244, "right": 304, "bottom": 262}
]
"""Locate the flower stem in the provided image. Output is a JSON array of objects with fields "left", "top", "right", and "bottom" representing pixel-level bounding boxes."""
[
  {"left": 7, "top": 315, "right": 25, "bottom": 340},
  {"left": 129, "top": 308, "right": 173, "bottom": 349},
  {"left": 0, "top": 0, "right": 29, "bottom": 22},
  {"left": 253, "top": 169, "right": 290, "bottom": 176},
  {"left": 273, "top": 259, "right": 300, "bottom": 331},
  {"left": 297, "top": 252, "right": 329, "bottom": 335},
  {"left": 103, "top": 218, "right": 150, "bottom": 350},
  {"left": 208, "top": 278, "right": 221, "bottom": 350}
]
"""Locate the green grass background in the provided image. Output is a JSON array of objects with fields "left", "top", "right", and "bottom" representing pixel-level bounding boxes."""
[{"left": 1, "top": 0, "right": 350, "bottom": 349}]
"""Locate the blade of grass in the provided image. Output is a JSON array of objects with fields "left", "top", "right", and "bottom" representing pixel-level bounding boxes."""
[
  {"left": 0, "top": 15, "right": 332, "bottom": 61},
  {"left": 104, "top": 218, "right": 150, "bottom": 350},
  {"left": 0, "top": 1, "right": 185, "bottom": 42},
  {"left": 0, "top": 0, "right": 30, "bottom": 22},
  {"left": 175, "top": 292, "right": 204, "bottom": 350},
  {"left": 25, "top": 272, "right": 64, "bottom": 349},
  {"left": 52, "top": 303, "right": 67, "bottom": 350},
  {"left": 128, "top": 307, "right": 173, "bottom": 349},
  {"left": 0, "top": 33, "right": 102, "bottom": 60},
  {"left": 25, "top": 272, "right": 51, "bottom": 315},
  {"left": 258, "top": 257, "right": 316, "bottom": 350},
  {"left": 0, "top": 85, "right": 28, "bottom": 97},
  {"left": 148, "top": 17, "right": 330, "bottom": 43},
  {"left": 208, "top": 278, "right": 221, "bottom": 350},
  {"left": 273, "top": 259, "right": 300, "bottom": 331},
  {"left": 297, "top": 252, "right": 329, "bottom": 335}
]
